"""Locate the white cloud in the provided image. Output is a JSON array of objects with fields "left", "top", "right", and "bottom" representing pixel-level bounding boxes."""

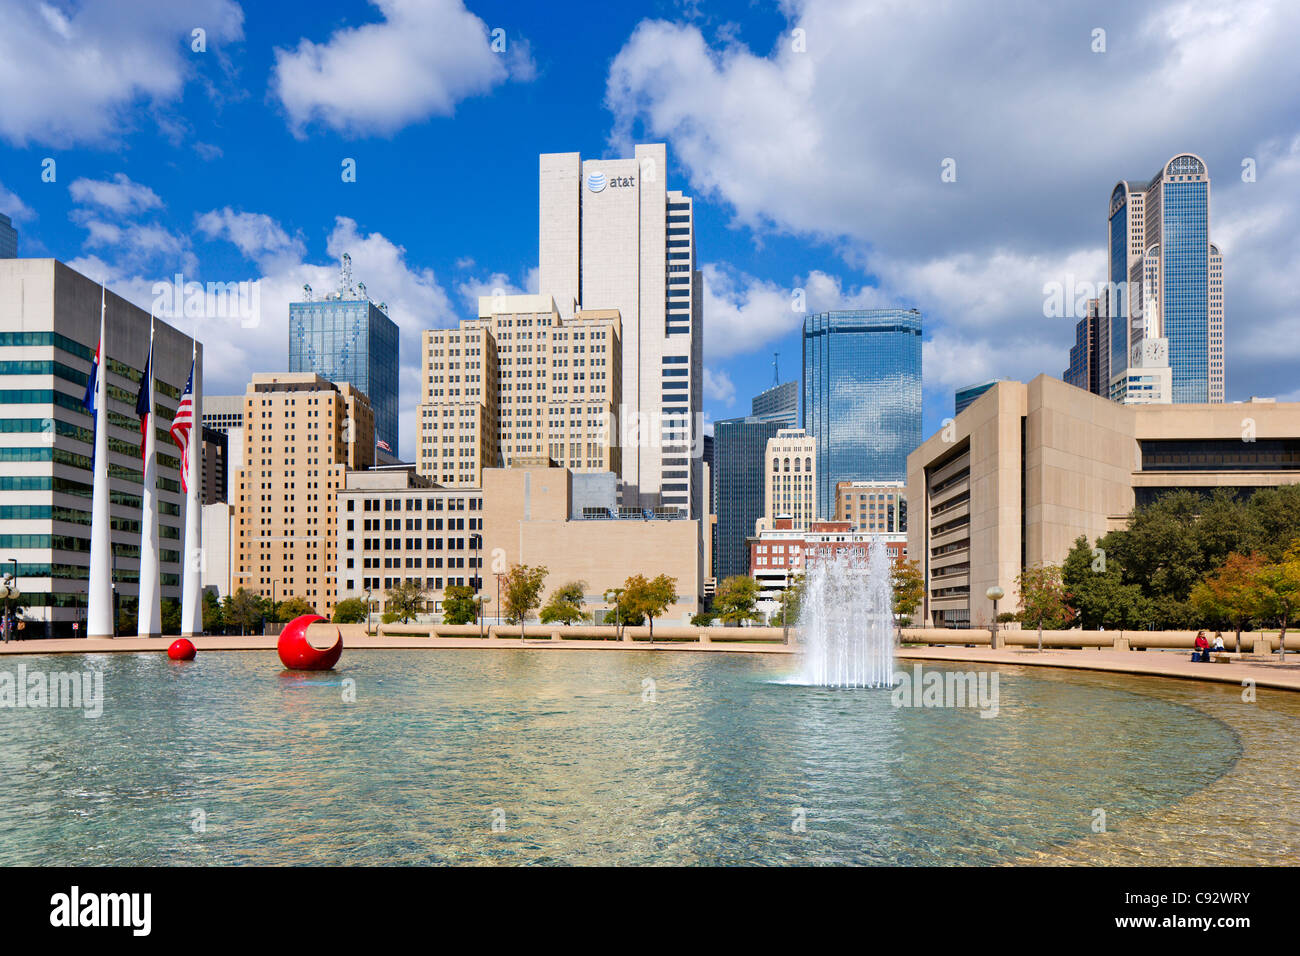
[
  {"left": 0, "top": 0, "right": 244, "bottom": 146},
  {"left": 196, "top": 207, "right": 306, "bottom": 270},
  {"left": 271, "top": 0, "right": 531, "bottom": 137},
  {"left": 703, "top": 366, "right": 736, "bottom": 406},
  {"left": 0, "top": 179, "right": 33, "bottom": 222},
  {"left": 84, "top": 214, "right": 457, "bottom": 462},
  {"left": 607, "top": 0, "right": 1300, "bottom": 402},
  {"left": 68, "top": 173, "right": 163, "bottom": 216}
]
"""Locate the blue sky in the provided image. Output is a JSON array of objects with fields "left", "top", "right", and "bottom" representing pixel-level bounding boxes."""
[{"left": 2, "top": 0, "right": 1298, "bottom": 462}]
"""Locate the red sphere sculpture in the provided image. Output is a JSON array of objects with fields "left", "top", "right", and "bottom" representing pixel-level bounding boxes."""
[
  {"left": 277, "top": 613, "right": 343, "bottom": 671},
  {"left": 167, "top": 638, "right": 197, "bottom": 661}
]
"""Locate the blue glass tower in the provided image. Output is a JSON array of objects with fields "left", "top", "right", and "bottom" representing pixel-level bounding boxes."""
[
  {"left": 0, "top": 213, "right": 16, "bottom": 259},
  {"left": 713, "top": 383, "right": 797, "bottom": 581},
  {"left": 802, "top": 309, "right": 922, "bottom": 518},
  {"left": 289, "top": 292, "right": 399, "bottom": 452},
  {"left": 1160, "top": 158, "right": 1209, "bottom": 403}
]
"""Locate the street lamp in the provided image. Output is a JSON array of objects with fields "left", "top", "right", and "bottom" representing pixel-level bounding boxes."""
[
  {"left": 985, "top": 585, "right": 1005, "bottom": 650},
  {"left": 364, "top": 587, "right": 372, "bottom": 636},
  {"left": 476, "top": 594, "right": 491, "bottom": 639},
  {"left": 495, "top": 572, "right": 504, "bottom": 629},
  {"left": 469, "top": 534, "right": 482, "bottom": 597}
]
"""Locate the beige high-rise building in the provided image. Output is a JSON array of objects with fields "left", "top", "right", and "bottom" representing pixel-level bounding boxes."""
[
  {"left": 835, "top": 479, "right": 906, "bottom": 534},
  {"left": 417, "top": 321, "right": 498, "bottom": 486},
  {"left": 416, "top": 294, "right": 622, "bottom": 485},
  {"left": 233, "top": 372, "right": 373, "bottom": 615},
  {"left": 759, "top": 428, "right": 816, "bottom": 532}
]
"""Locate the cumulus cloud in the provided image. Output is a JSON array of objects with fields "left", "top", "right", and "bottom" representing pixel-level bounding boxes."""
[
  {"left": 607, "top": 0, "right": 1300, "bottom": 401},
  {"left": 0, "top": 0, "right": 244, "bottom": 146},
  {"left": 271, "top": 0, "right": 532, "bottom": 137},
  {"left": 68, "top": 173, "right": 163, "bottom": 216},
  {"left": 0, "top": 179, "right": 33, "bottom": 222},
  {"left": 77, "top": 214, "right": 457, "bottom": 461},
  {"left": 703, "top": 366, "right": 736, "bottom": 406}
]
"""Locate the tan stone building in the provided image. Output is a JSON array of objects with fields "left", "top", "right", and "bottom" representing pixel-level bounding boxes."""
[
  {"left": 907, "top": 375, "right": 1300, "bottom": 629},
  {"left": 416, "top": 294, "right": 622, "bottom": 487},
  {"left": 758, "top": 428, "right": 816, "bottom": 532},
  {"left": 233, "top": 372, "right": 373, "bottom": 616},
  {"left": 334, "top": 466, "right": 483, "bottom": 619},
  {"left": 480, "top": 462, "right": 701, "bottom": 622},
  {"left": 835, "top": 479, "right": 906, "bottom": 534}
]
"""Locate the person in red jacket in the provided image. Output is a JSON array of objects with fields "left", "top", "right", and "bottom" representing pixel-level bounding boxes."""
[{"left": 1194, "top": 630, "right": 1210, "bottom": 662}]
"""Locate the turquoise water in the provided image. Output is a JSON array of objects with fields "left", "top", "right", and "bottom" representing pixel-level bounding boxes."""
[{"left": 0, "top": 650, "right": 1240, "bottom": 865}]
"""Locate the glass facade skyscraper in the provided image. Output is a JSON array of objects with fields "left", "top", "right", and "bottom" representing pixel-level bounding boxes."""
[
  {"left": 802, "top": 309, "right": 922, "bottom": 517},
  {"left": 0, "top": 213, "right": 17, "bottom": 259},
  {"left": 712, "top": 382, "right": 797, "bottom": 581},
  {"left": 1105, "top": 154, "right": 1221, "bottom": 405},
  {"left": 288, "top": 295, "right": 399, "bottom": 452}
]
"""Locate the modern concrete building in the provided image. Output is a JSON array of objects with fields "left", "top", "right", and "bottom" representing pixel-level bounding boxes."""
[
  {"left": 752, "top": 380, "right": 798, "bottom": 424},
  {"left": 803, "top": 309, "right": 922, "bottom": 515},
  {"left": 233, "top": 372, "right": 373, "bottom": 617},
  {"left": 1105, "top": 153, "right": 1223, "bottom": 405},
  {"left": 334, "top": 466, "right": 484, "bottom": 620},
  {"left": 201, "top": 425, "right": 227, "bottom": 504},
  {"left": 907, "top": 375, "right": 1300, "bottom": 628},
  {"left": 760, "top": 428, "right": 817, "bottom": 532},
  {"left": 200, "top": 502, "right": 234, "bottom": 600},
  {"left": 0, "top": 213, "right": 17, "bottom": 259},
  {"left": 481, "top": 461, "right": 701, "bottom": 623},
  {"left": 288, "top": 255, "right": 399, "bottom": 453},
  {"left": 416, "top": 295, "right": 622, "bottom": 488},
  {"left": 0, "top": 258, "right": 201, "bottom": 636},
  {"left": 202, "top": 394, "right": 245, "bottom": 501},
  {"left": 835, "top": 479, "right": 906, "bottom": 534},
  {"left": 538, "top": 144, "right": 704, "bottom": 517}
]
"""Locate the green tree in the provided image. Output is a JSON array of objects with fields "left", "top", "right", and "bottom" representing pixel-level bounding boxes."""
[
  {"left": 202, "top": 589, "right": 225, "bottom": 634},
  {"left": 384, "top": 579, "right": 428, "bottom": 624},
  {"left": 115, "top": 596, "right": 137, "bottom": 637},
  {"left": 539, "top": 580, "right": 589, "bottom": 625},
  {"left": 503, "top": 564, "right": 548, "bottom": 631},
  {"left": 690, "top": 611, "right": 716, "bottom": 627},
  {"left": 776, "top": 574, "right": 806, "bottom": 641},
  {"left": 713, "top": 575, "right": 760, "bottom": 627},
  {"left": 1252, "top": 539, "right": 1300, "bottom": 659},
  {"left": 160, "top": 598, "right": 182, "bottom": 636},
  {"left": 223, "top": 588, "right": 264, "bottom": 635},
  {"left": 274, "top": 595, "right": 316, "bottom": 623},
  {"left": 332, "top": 597, "right": 368, "bottom": 625},
  {"left": 602, "top": 586, "right": 643, "bottom": 639},
  {"left": 1190, "top": 552, "right": 1265, "bottom": 652},
  {"left": 621, "top": 573, "right": 677, "bottom": 639},
  {"left": 892, "top": 559, "right": 924, "bottom": 626},
  {"left": 1017, "top": 563, "right": 1075, "bottom": 649},
  {"left": 1063, "top": 534, "right": 1157, "bottom": 630},
  {"left": 441, "top": 584, "right": 481, "bottom": 625},
  {"left": 1245, "top": 485, "right": 1300, "bottom": 560}
]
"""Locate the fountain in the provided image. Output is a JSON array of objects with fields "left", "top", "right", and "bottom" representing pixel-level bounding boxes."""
[{"left": 792, "top": 536, "right": 897, "bottom": 688}]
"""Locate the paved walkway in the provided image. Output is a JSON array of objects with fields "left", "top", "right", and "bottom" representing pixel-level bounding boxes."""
[{"left": 896, "top": 644, "right": 1300, "bottom": 692}]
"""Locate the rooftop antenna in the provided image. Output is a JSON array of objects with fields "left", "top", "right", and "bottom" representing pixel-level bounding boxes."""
[
  {"left": 338, "top": 253, "right": 353, "bottom": 297},
  {"left": 772, "top": 351, "right": 780, "bottom": 388},
  {"left": 302, "top": 283, "right": 313, "bottom": 301}
]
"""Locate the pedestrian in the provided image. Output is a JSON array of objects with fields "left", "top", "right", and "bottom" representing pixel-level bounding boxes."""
[{"left": 1193, "top": 630, "right": 1210, "bottom": 662}]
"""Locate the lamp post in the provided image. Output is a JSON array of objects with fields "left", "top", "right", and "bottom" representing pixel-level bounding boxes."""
[
  {"left": 986, "top": 585, "right": 1005, "bottom": 650},
  {"left": 469, "top": 534, "right": 482, "bottom": 597},
  {"left": 364, "top": 587, "right": 372, "bottom": 636},
  {"left": 476, "top": 594, "right": 491, "bottom": 639},
  {"left": 495, "top": 572, "right": 504, "bottom": 629}
]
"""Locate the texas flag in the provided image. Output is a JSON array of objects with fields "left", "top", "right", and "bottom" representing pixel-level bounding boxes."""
[
  {"left": 81, "top": 339, "right": 101, "bottom": 415},
  {"left": 134, "top": 341, "right": 153, "bottom": 464}
]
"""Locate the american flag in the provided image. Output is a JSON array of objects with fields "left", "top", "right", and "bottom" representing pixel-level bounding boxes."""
[
  {"left": 377, "top": 439, "right": 392, "bottom": 453},
  {"left": 81, "top": 339, "right": 100, "bottom": 415},
  {"left": 170, "top": 360, "right": 194, "bottom": 492}
]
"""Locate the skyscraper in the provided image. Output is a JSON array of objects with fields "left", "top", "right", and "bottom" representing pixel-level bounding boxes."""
[
  {"left": 288, "top": 254, "right": 399, "bottom": 452},
  {"left": 538, "top": 143, "right": 703, "bottom": 517},
  {"left": 803, "top": 309, "right": 922, "bottom": 517},
  {"left": 1106, "top": 154, "right": 1222, "bottom": 404},
  {"left": 1063, "top": 298, "right": 1104, "bottom": 395},
  {"left": 0, "top": 213, "right": 16, "bottom": 258},
  {"left": 712, "top": 383, "right": 797, "bottom": 581}
]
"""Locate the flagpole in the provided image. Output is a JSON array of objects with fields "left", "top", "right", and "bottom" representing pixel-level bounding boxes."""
[
  {"left": 87, "top": 285, "right": 114, "bottom": 639},
  {"left": 137, "top": 319, "right": 161, "bottom": 638},
  {"left": 180, "top": 336, "right": 202, "bottom": 636}
]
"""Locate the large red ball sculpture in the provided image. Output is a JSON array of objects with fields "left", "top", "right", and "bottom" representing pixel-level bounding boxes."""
[
  {"left": 167, "top": 638, "right": 197, "bottom": 661},
  {"left": 277, "top": 613, "right": 343, "bottom": 671}
]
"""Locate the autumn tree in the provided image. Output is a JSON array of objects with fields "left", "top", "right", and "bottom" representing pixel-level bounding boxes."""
[
  {"left": 891, "top": 559, "right": 924, "bottom": 626},
  {"left": 1017, "top": 563, "right": 1075, "bottom": 650},
  {"left": 1190, "top": 552, "right": 1266, "bottom": 651},
  {"left": 622, "top": 573, "right": 678, "bottom": 640},
  {"left": 503, "top": 564, "right": 548, "bottom": 633},
  {"left": 714, "top": 575, "right": 761, "bottom": 627},
  {"left": 384, "top": 579, "right": 428, "bottom": 624}
]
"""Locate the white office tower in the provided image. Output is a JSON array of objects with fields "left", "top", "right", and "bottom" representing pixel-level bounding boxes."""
[
  {"left": 538, "top": 144, "right": 704, "bottom": 517},
  {"left": 1120, "top": 260, "right": 1173, "bottom": 404}
]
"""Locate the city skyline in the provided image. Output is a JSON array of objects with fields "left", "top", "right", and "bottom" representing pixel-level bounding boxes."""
[{"left": 1, "top": 1, "right": 1296, "bottom": 466}]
